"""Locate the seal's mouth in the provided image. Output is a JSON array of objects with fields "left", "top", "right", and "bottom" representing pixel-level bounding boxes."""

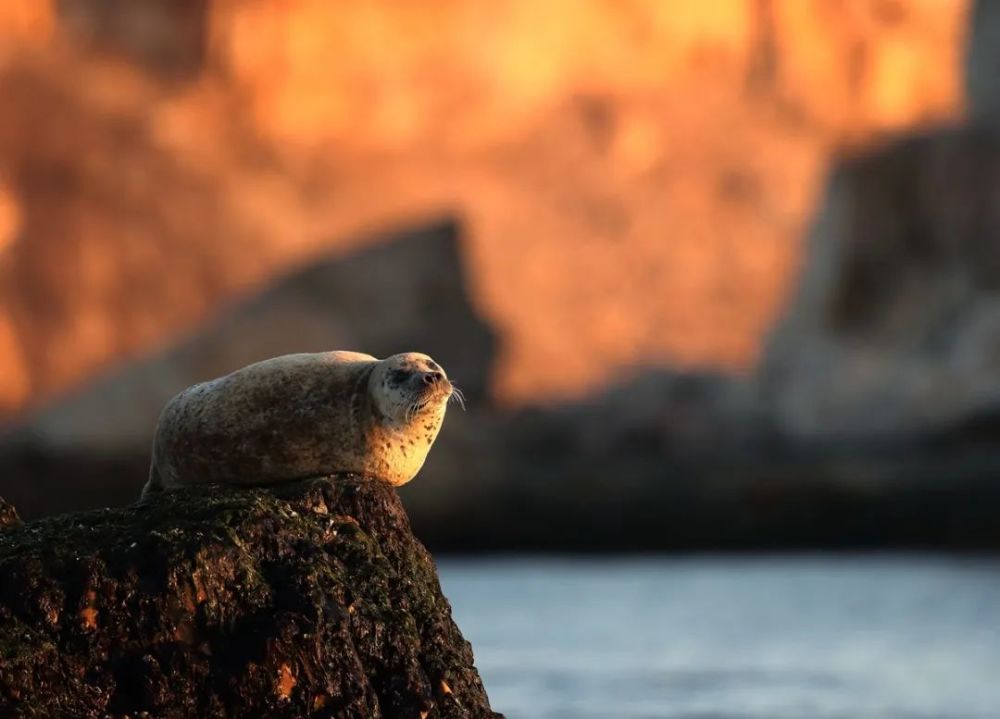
[
  {"left": 404, "top": 380, "right": 458, "bottom": 419},
  {"left": 411, "top": 398, "right": 431, "bottom": 412},
  {"left": 403, "top": 384, "right": 451, "bottom": 423}
]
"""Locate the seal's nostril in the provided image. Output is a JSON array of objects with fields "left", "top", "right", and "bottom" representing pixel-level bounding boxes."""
[{"left": 423, "top": 371, "right": 442, "bottom": 385}]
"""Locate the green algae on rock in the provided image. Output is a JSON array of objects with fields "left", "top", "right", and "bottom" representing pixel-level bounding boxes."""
[{"left": 0, "top": 476, "right": 502, "bottom": 718}]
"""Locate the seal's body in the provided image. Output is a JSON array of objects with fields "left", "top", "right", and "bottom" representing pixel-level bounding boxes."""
[{"left": 143, "top": 351, "right": 455, "bottom": 497}]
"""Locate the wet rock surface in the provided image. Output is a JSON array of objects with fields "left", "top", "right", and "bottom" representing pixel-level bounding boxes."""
[{"left": 0, "top": 476, "right": 501, "bottom": 718}]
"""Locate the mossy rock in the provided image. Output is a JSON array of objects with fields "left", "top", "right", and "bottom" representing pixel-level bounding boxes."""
[{"left": 0, "top": 476, "right": 501, "bottom": 718}]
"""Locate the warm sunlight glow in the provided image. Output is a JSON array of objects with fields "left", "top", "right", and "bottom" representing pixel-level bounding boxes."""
[
  {"left": 0, "top": 0, "right": 971, "bottom": 413},
  {"left": 0, "top": 0, "right": 54, "bottom": 47}
]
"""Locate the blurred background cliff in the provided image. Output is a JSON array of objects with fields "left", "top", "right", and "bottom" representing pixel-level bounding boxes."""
[{"left": 0, "top": 0, "right": 998, "bottom": 551}]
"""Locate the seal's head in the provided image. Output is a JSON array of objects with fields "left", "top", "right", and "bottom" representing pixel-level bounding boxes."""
[{"left": 370, "top": 352, "right": 457, "bottom": 425}]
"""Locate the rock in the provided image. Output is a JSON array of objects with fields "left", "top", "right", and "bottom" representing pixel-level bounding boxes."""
[
  {"left": 0, "top": 496, "right": 19, "bottom": 530},
  {"left": 966, "top": 0, "right": 1000, "bottom": 124},
  {"left": 758, "top": 125, "right": 1000, "bottom": 440},
  {"left": 57, "top": 0, "right": 209, "bottom": 78},
  {"left": 0, "top": 219, "right": 496, "bottom": 518},
  {"left": 0, "top": 476, "right": 501, "bottom": 718}
]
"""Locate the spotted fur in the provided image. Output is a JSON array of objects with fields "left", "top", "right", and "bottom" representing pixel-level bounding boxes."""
[{"left": 142, "top": 351, "right": 454, "bottom": 496}]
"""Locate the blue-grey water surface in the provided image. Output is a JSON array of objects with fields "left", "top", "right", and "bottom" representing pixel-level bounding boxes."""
[{"left": 438, "top": 556, "right": 1000, "bottom": 719}]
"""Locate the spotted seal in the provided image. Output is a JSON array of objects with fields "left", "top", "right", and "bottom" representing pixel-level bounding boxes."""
[{"left": 142, "top": 351, "right": 460, "bottom": 497}]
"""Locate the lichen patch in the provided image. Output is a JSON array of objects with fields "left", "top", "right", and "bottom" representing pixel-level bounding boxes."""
[
  {"left": 79, "top": 590, "right": 98, "bottom": 630},
  {"left": 277, "top": 662, "right": 297, "bottom": 700}
]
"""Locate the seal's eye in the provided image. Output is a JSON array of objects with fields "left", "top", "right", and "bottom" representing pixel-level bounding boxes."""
[{"left": 389, "top": 369, "right": 411, "bottom": 384}]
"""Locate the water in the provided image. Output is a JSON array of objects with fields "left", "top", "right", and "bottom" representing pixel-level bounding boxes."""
[{"left": 438, "top": 556, "right": 1000, "bottom": 719}]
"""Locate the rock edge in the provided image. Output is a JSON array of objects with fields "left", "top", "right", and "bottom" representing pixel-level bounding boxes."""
[{"left": 0, "top": 476, "right": 501, "bottom": 719}]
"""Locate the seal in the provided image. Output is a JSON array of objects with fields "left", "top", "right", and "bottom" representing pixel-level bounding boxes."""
[{"left": 142, "top": 351, "right": 461, "bottom": 497}]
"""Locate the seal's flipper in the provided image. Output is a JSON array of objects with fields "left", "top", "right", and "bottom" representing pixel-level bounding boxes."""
[{"left": 139, "top": 466, "right": 165, "bottom": 502}]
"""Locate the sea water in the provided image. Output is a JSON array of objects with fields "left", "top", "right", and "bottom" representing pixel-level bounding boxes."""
[{"left": 439, "top": 555, "right": 1000, "bottom": 719}]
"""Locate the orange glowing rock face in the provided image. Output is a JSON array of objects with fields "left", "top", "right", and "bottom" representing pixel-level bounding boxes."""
[
  {"left": 0, "top": 180, "right": 19, "bottom": 252},
  {"left": 0, "top": 0, "right": 972, "bottom": 414},
  {"left": 208, "top": 0, "right": 759, "bottom": 150},
  {"left": 207, "top": 0, "right": 964, "bottom": 149},
  {"left": 202, "top": 0, "right": 971, "bottom": 404},
  {"left": 0, "top": 0, "right": 53, "bottom": 47}
]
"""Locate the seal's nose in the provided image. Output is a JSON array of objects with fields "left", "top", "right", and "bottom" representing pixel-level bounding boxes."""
[{"left": 422, "top": 371, "right": 443, "bottom": 386}]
